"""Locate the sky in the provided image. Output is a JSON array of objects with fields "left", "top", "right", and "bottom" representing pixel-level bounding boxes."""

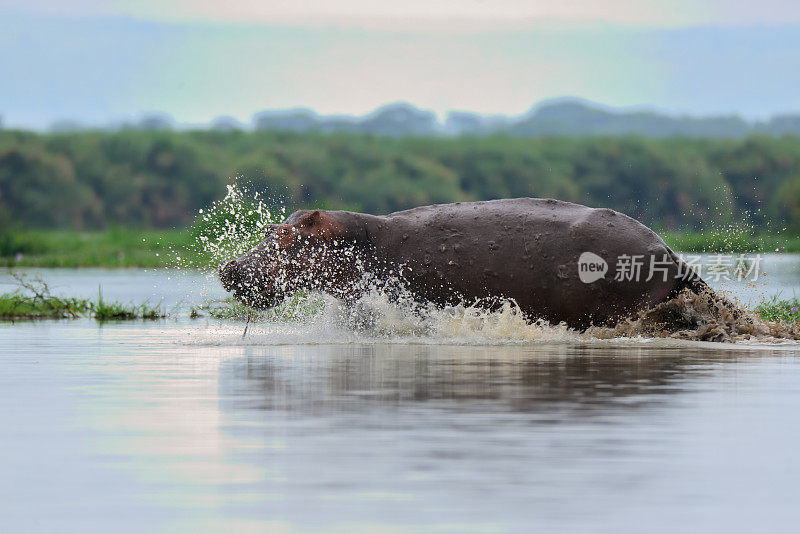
[{"left": 2, "top": 0, "right": 800, "bottom": 129}]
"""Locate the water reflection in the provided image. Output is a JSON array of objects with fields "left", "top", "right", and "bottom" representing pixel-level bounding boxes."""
[
  {"left": 221, "top": 344, "right": 736, "bottom": 417},
  {"left": 206, "top": 343, "right": 799, "bottom": 532},
  {"left": 2, "top": 320, "right": 799, "bottom": 533}
]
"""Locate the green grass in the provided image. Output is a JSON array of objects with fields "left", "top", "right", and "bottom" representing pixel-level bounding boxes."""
[
  {"left": 754, "top": 296, "right": 800, "bottom": 324},
  {"left": 0, "top": 274, "right": 165, "bottom": 320},
  {"left": 661, "top": 231, "right": 800, "bottom": 253},
  {"left": 0, "top": 228, "right": 207, "bottom": 268},
  {"left": 91, "top": 288, "right": 166, "bottom": 320}
]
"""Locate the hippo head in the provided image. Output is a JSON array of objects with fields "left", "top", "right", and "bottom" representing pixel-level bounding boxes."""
[{"left": 218, "top": 209, "right": 362, "bottom": 308}]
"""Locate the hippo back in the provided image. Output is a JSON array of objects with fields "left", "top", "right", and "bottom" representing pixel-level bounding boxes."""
[{"left": 369, "top": 198, "right": 684, "bottom": 327}]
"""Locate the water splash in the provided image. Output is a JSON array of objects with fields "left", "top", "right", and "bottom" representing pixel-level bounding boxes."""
[
  {"left": 156, "top": 183, "right": 288, "bottom": 310},
  {"left": 182, "top": 284, "right": 799, "bottom": 348},
  {"left": 188, "top": 183, "right": 286, "bottom": 269},
  {"left": 175, "top": 185, "right": 799, "bottom": 346}
]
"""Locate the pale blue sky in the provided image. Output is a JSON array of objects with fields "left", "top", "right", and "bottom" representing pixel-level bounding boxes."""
[{"left": 2, "top": 1, "right": 799, "bottom": 128}]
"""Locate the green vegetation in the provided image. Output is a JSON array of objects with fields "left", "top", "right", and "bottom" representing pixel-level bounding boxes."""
[
  {"left": 0, "top": 228, "right": 196, "bottom": 267},
  {"left": 91, "top": 288, "right": 166, "bottom": 320},
  {"left": 755, "top": 296, "right": 800, "bottom": 324},
  {"left": 2, "top": 129, "right": 799, "bottom": 267},
  {"left": 0, "top": 288, "right": 90, "bottom": 319},
  {"left": 2, "top": 130, "right": 800, "bottom": 234},
  {"left": 660, "top": 231, "right": 800, "bottom": 253},
  {"left": 0, "top": 274, "right": 165, "bottom": 320}
]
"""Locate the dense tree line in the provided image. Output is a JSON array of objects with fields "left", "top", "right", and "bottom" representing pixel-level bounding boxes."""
[{"left": 0, "top": 129, "right": 798, "bottom": 232}]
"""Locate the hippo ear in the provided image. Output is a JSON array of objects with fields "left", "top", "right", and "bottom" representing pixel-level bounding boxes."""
[
  {"left": 298, "top": 210, "right": 322, "bottom": 229},
  {"left": 273, "top": 212, "right": 323, "bottom": 249},
  {"left": 295, "top": 209, "right": 345, "bottom": 243}
]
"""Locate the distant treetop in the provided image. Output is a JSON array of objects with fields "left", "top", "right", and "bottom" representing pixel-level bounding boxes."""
[{"left": 44, "top": 98, "right": 800, "bottom": 138}]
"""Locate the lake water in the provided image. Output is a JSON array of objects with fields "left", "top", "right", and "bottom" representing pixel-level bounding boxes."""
[{"left": 1, "top": 257, "right": 800, "bottom": 533}]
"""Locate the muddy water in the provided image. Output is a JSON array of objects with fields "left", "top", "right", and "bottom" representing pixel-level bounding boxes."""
[{"left": 1, "top": 263, "right": 799, "bottom": 532}]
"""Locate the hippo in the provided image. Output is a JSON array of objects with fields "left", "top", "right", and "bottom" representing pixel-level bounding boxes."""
[{"left": 219, "top": 198, "right": 708, "bottom": 329}]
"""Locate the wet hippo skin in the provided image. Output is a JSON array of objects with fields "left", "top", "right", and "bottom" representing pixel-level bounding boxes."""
[{"left": 219, "top": 198, "right": 706, "bottom": 329}]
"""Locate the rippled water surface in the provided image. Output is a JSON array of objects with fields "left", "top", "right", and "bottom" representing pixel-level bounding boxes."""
[{"left": 1, "top": 262, "right": 799, "bottom": 533}]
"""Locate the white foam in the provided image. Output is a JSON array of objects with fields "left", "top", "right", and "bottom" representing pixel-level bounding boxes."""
[{"left": 173, "top": 290, "right": 800, "bottom": 349}]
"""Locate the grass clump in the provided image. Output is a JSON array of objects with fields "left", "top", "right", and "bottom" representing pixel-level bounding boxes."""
[
  {"left": 755, "top": 296, "right": 800, "bottom": 324},
  {"left": 91, "top": 288, "right": 165, "bottom": 320},
  {"left": 0, "top": 274, "right": 165, "bottom": 321},
  {"left": 0, "top": 275, "right": 91, "bottom": 319}
]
